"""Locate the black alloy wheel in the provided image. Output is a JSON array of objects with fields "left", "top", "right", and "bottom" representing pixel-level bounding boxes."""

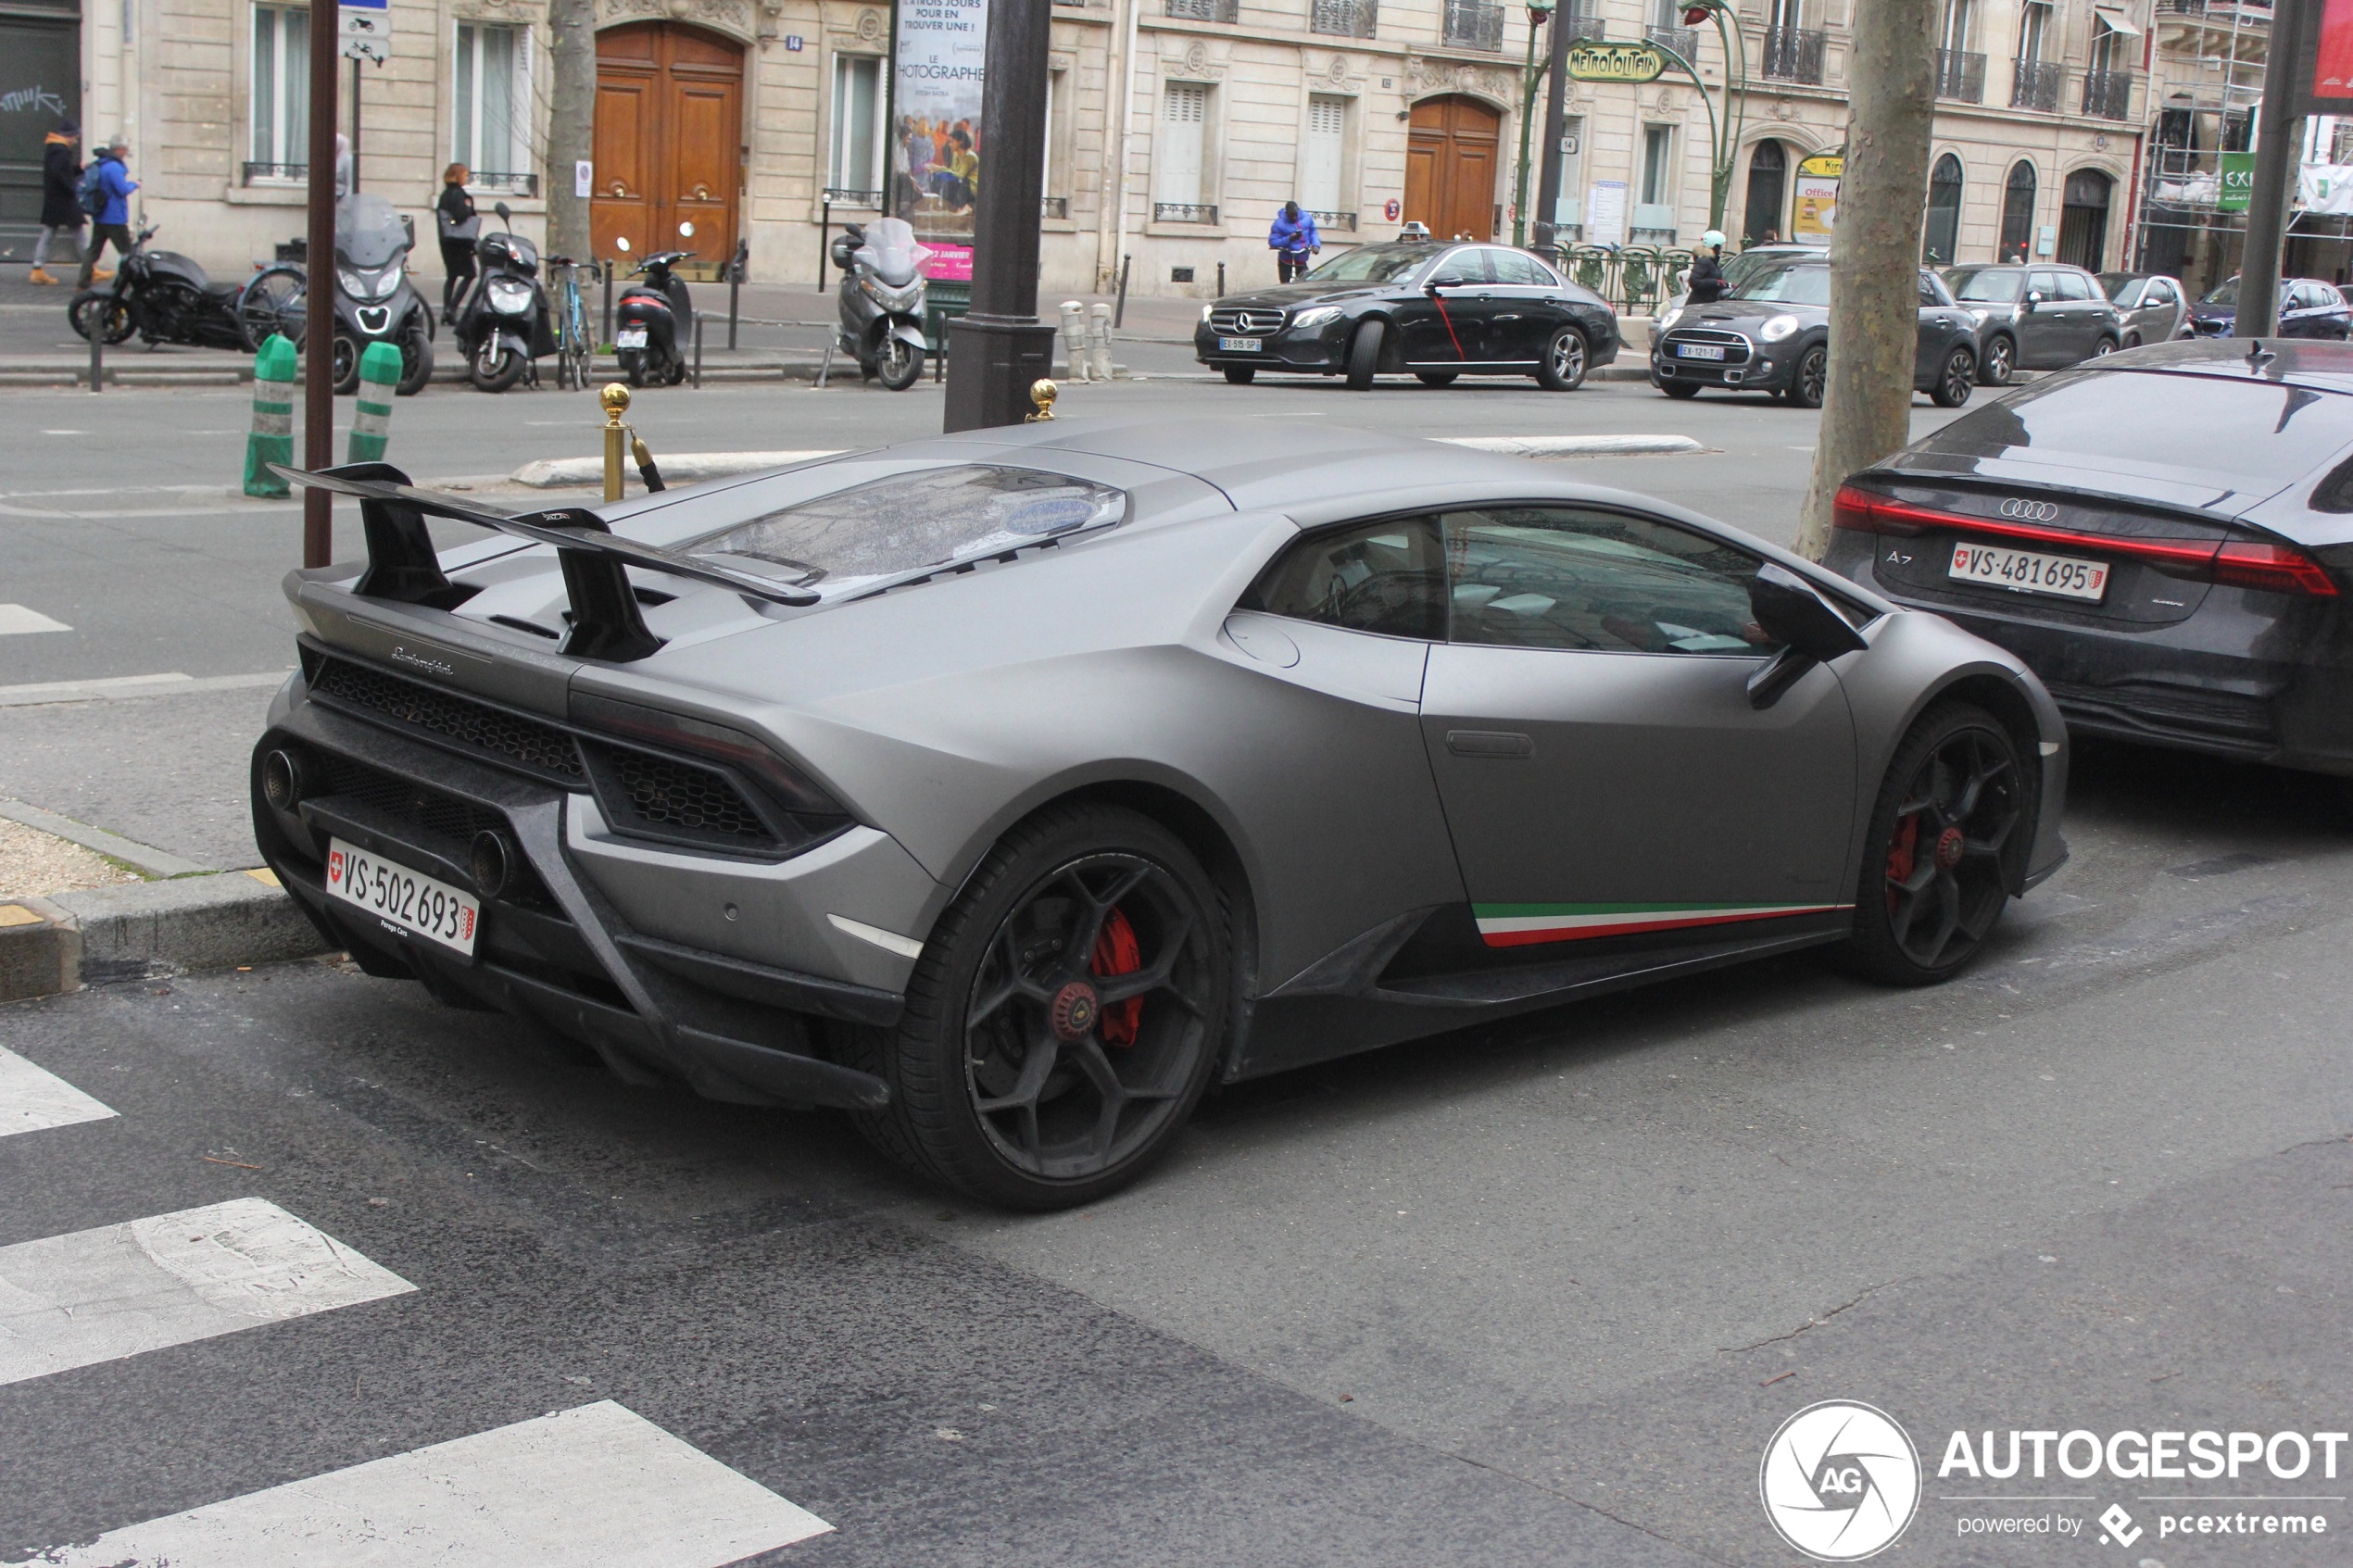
[
  {"left": 1346, "top": 319, "right": 1385, "bottom": 391},
  {"left": 877, "top": 335, "right": 924, "bottom": 391},
  {"left": 1841, "top": 703, "right": 2026, "bottom": 985},
  {"left": 1789, "top": 344, "right": 1830, "bottom": 409},
  {"left": 2123, "top": 330, "right": 2142, "bottom": 349},
  {"left": 395, "top": 322, "right": 434, "bottom": 395},
  {"left": 1224, "top": 365, "right": 1257, "bottom": 384},
  {"left": 843, "top": 804, "right": 1230, "bottom": 1210},
  {"left": 69, "top": 291, "right": 134, "bottom": 345},
  {"left": 2091, "top": 335, "right": 2118, "bottom": 358},
  {"left": 618, "top": 347, "right": 648, "bottom": 387},
  {"left": 1930, "top": 345, "right": 1976, "bottom": 408},
  {"left": 1660, "top": 379, "right": 1702, "bottom": 399},
  {"left": 1978, "top": 334, "right": 2015, "bottom": 385},
  {"left": 1536, "top": 324, "right": 1590, "bottom": 391},
  {"left": 1415, "top": 370, "right": 1458, "bottom": 387},
  {"left": 330, "top": 334, "right": 360, "bottom": 395},
  {"left": 472, "top": 335, "right": 525, "bottom": 393}
]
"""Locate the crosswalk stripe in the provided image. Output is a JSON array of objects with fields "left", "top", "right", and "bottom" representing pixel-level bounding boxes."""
[
  {"left": 0, "top": 1198, "right": 414, "bottom": 1387},
  {"left": 0, "top": 1046, "right": 118, "bottom": 1137},
  {"left": 36, "top": 1399, "right": 835, "bottom": 1566}
]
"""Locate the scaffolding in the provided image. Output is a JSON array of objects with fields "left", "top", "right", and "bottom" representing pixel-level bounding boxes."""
[{"left": 2132, "top": 0, "right": 2267, "bottom": 292}]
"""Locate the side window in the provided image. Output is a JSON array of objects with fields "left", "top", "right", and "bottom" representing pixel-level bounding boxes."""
[
  {"left": 1241, "top": 516, "right": 1446, "bottom": 640},
  {"left": 1918, "top": 274, "right": 1941, "bottom": 306},
  {"left": 2149, "top": 281, "right": 2175, "bottom": 305},
  {"left": 1490, "top": 249, "right": 1543, "bottom": 286},
  {"left": 1436, "top": 247, "right": 1495, "bottom": 284},
  {"left": 1439, "top": 507, "right": 1776, "bottom": 656},
  {"left": 2029, "top": 270, "right": 2061, "bottom": 300},
  {"left": 2057, "top": 271, "right": 2094, "bottom": 301}
]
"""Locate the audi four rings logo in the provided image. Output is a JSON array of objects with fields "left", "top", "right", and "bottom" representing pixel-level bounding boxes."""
[{"left": 1999, "top": 497, "right": 2061, "bottom": 521}]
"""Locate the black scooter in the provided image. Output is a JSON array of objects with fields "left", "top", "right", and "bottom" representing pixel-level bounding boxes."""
[
  {"left": 613, "top": 241, "right": 694, "bottom": 387},
  {"left": 328, "top": 194, "right": 434, "bottom": 395},
  {"left": 452, "top": 200, "right": 556, "bottom": 392},
  {"left": 67, "top": 224, "right": 291, "bottom": 352}
]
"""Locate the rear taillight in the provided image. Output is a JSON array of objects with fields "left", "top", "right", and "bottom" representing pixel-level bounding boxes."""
[{"left": 1832, "top": 484, "right": 2338, "bottom": 598}]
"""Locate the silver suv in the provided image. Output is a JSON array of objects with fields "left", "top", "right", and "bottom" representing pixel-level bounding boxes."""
[{"left": 1942, "top": 263, "right": 2124, "bottom": 385}]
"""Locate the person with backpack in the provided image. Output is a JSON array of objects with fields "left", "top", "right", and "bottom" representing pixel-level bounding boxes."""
[
  {"left": 29, "top": 117, "right": 82, "bottom": 285},
  {"left": 75, "top": 138, "right": 137, "bottom": 290},
  {"left": 1268, "top": 201, "right": 1320, "bottom": 283}
]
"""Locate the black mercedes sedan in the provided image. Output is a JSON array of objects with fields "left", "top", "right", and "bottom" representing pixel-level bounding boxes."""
[
  {"left": 1193, "top": 241, "right": 1620, "bottom": 392},
  {"left": 1652, "top": 257, "right": 1980, "bottom": 408},
  {"left": 1826, "top": 339, "right": 2353, "bottom": 789}
]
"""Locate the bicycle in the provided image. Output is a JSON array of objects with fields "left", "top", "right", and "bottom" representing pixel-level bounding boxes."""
[{"left": 548, "top": 256, "right": 596, "bottom": 390}]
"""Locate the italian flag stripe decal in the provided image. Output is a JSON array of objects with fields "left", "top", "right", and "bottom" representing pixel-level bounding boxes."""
[{"left": 1472, "top": 901, "right": 1854, "bottom": 947}]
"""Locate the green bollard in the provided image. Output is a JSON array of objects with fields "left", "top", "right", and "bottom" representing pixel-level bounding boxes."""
[
  {"left": 347, "top": 341, "right": 404, "bottom": 464},
  {"left": 243, "top": 333, "right": 296, "bottom": 498}
]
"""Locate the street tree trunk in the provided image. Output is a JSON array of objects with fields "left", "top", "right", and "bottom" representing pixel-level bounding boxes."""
[
  {"left": 1792, "top": 0, "right": 1939, "bottom": 559},
  {"left": 545, "top": 0, "right": 597, "bottom": 266}
]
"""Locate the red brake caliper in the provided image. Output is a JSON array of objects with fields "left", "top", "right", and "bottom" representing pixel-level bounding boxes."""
[
  {"left": 1885, "top": 814, "right": 1920, "bottom": 916},
  {"left": 1090, "top": 908, "right": 1144, "bottom": 1046}
]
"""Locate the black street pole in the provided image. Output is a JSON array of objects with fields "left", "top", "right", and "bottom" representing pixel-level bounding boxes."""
[
  {"left": 1531, "top": 9, "right": 1574, "bottom": 260},
  {"left": 942, "top": 0, "right": 1055, "bottom": 432},
  {"left": 2238, "top": 0, "right": 2308, "bottom": 338},
  {"left": 303, "top": 7, "right": 339, "bottom": 567}
]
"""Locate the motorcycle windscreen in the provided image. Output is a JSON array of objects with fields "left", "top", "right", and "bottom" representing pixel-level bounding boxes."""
[
  {"left": 336, "top": 194, "right": 410, "bottom": 269},
  {"left": 857, "top": 218, "right": 932, "bottom": 286}
]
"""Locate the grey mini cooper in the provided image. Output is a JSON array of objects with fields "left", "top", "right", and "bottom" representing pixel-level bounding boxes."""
[{"left": 254, "top": 421, "right": 2067, "bottom": 1208}]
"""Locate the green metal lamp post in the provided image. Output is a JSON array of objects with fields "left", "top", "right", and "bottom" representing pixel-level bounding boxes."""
[
  {"left": 1659, "top": 0, "right": 1746, "bottom": 233},
  {"left": 1511, "top": 0, "right": 1556, "bottom": 249}
]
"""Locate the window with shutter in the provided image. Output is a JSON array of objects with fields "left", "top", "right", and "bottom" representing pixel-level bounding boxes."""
[
  {"left": 1302, "top": 95, "right": 1346, "bottom": 215},
  {"left": 1159, "top": 83, "right": 1208, "bottom": 207}
]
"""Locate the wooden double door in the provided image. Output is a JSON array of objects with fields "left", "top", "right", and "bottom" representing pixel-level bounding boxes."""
[
  {"left": 594, "top": 22, "right": 743, "bottom": 269},
  {"left": 1403, "top": 95, "right": 1500, "bottom": 242}
]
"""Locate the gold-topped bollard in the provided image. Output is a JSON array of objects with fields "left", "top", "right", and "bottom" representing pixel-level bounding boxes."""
[
  {"left": 600, "top": 383, "right": 632, "bottom": 503},
  {"left": 1026, "top": 378, "right": 1057, "bottom": 422}
]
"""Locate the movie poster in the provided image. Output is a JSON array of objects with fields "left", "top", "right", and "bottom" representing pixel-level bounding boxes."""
[
  {"left": 891, "top": 0, "right": 988, "bottom": 278},
  {"left": 2313, "top": 0, "right": 2353, "bottom": 107}
]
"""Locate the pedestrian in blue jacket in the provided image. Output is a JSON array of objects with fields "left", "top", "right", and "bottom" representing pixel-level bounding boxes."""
[
  {"left": 1269, "top": 201, "right": 1320, "bottom": 283},
  {"left": 76, "top": 140, "right": 138, "bottom": 290}
]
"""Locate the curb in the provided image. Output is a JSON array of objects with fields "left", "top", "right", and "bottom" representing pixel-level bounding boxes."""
[{"left": 1, "top": 871, "right": 331, "bottom": 999}]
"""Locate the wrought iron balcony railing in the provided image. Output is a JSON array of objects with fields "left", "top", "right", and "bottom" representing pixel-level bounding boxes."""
[
  {"left": 1443, "top": 0, "right": 1505, "bottom": 50},
  {"left": 243, "top": 161, "right": 305, "bottom": 184},
  {"left": 1311, "top": 209, "right": 1357, "bottom": 231},
  {"left": 2010, "top": 56, "right": 2063, "bottom": 110},
  {"left": 2083, "top": 69, "right": 2134, "bottom": 119},
  {"left": 1645, "top": 23, "right": 1697, "bottom": 59},
  {"left": 1312, "top": 0, "right": 1378, "bottom": 36},
  {"left": 1759, "top": 25, "right": 1824, "bottom": 83},
  {"left": 1154, "top": 202, "right": 1219, "bottom": 223},
  {"left": 1559, "top": 3, "right": 1604, "bottom": 39},
  {"left": 1935, "top": 47, "right": 1986, "bottom": 102},
  {"left": 1164, "top": 0, "right": 1237, "bottom": 20}
]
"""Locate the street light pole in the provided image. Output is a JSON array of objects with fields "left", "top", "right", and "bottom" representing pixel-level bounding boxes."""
[
  {"left": 1532, "top": 0, "right": 1575, "bottom": 260},
  {"left": 1511, "top": 0, "right": 1556, "bottom": 249},
  {"left": 2236, "top": 0, "right": 2309, "bottom": 338},
  {"left": 302, "top": 0, "right": 339, "bottom": 567},
  {"left": 943, "top": 0, "right": 1058, "bottom": 431}
]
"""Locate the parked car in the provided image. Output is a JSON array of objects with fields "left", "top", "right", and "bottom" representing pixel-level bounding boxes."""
[
  {"left": 1826, "top": 338, "right": 2353, "bottom": 792},
  {"left": 2096, "top": 271, "right": 2192, "bottom": 346},
  {"left": 1943, "top": 263, "right": 2124, "bottom": 384},
  {"left": 1655, "top": 241, "right": 1827, "bottom": 329},
  {"left": 2184, "top": 276, "right": 2353, "bottom": 339},
  {"left": 254, "top": 420, "right": 2066, "bottom": 1209},
  {"left": 1194, "top": 240, "right": 1620, "bottom": 391},
  {"left": 1652, "top": 257, "right": 1980, "bottom": 409}
]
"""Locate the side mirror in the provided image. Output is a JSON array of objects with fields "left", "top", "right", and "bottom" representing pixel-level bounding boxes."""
[
  {"left": 496, "top": 200, "right": 513, "bottom": 223},
  {"left": 1746, "top": 562, "right": 1868, "bottom": 709},
  {"left": 2022, "top": 290, "right": 2044, "bottom": 311},
  {"left": 1427, "top": 274, "right": 1467, "bottom": 292}
]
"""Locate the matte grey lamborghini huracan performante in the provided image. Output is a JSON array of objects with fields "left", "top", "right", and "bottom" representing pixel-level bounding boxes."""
[{"left": 254, "top": 422, "right": 2068, "bottom": 1208}]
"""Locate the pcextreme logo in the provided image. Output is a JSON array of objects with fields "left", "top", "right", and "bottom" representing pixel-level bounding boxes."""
[{"left": 1760, "top": 1400, "right": 1923, "bottom": 1562}]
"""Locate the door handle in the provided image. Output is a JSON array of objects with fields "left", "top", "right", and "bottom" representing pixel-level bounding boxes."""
[{"left": 1446, "top": 730, "right": 1533, "bottom": 759}]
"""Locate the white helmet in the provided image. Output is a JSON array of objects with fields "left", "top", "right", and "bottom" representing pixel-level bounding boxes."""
[{"left": 1702, "top": 230, "right": 1726, "bottom": 249}]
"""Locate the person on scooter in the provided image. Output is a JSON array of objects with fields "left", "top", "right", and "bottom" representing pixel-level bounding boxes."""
[
  {"left": 1686, "top": 230, "right": 1729, "bottom": 304},
  {"left": 1269, "top": 202, "right": 1319, "bottom": 283},
  {"left": 436, "top": 163, "right": 479, "bottom": 325}
]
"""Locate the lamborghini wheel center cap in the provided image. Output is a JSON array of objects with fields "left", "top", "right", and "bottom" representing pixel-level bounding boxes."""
[
  {"left": 1050, "top": 981, "right": 1101, "bottom": 1041},
  {"left": 1934, "top": 825, "right": 1967, "bottom": 871}
]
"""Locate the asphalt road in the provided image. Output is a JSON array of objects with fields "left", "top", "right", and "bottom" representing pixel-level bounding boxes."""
[{"left": 4, "top": 368, "right": 2350, "bottom": 1565}]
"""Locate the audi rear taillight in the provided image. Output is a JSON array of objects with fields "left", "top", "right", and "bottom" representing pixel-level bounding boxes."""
[{"left": 1833, "top": 484, "right": 2339, "bottom": 598}]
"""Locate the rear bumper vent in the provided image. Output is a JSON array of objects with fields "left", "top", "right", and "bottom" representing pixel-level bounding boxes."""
[{"left": 310, "top": 654, "right": 585, "bottom": 783}]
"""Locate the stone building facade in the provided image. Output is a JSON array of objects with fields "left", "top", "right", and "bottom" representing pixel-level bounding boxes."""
[{"left": 13, "top": 0, "right": 2147, "bottom": 294}]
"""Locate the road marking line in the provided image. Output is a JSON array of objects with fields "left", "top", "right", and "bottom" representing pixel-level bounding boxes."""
[
  {"left": 0, "top": 605, "right": 71, "bottom": 635},
  {"left": 34, "top": 1400, "right": 834, "bottom": 1566},
  {"left": 0, "top": 1197, "right": 414, "bottom": 1387},
  {"left": 0, "top": 1046, "right": 117, "bottom": 1138},
  {"left": 0, "top": 670, "right": 291, "bottom": 708}
]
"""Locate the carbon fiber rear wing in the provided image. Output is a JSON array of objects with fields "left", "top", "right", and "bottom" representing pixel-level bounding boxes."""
[{"left": 272, "top": 462, "right": 818, "bottom": 663}]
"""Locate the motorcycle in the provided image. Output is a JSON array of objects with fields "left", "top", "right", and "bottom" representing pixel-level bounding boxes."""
[
  {"left": 831, "top": 218, "right": 929, "bottom": 391},
  {"left": 612, "top": 240, "right": 694, "bottom": 387},
  {"left": 451, "top": 200, "right": 556, "bottom": 393},
  {"left": 67, "top": 224, "right": 296, "bottom": 352},
  {"left": 328, "top": 194, "right": 434, "bottom": 396}
]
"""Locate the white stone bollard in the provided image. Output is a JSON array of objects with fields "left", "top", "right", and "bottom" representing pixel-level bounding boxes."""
[
  {"left": 1057, "top": 300, "right": 1088, "bottom": 382},
  {"left": 1087, "top": 303, "right": 1115, "bottom": 381}
]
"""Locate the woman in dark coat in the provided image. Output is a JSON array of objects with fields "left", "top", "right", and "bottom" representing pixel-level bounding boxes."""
[
  {"left": 435, "top": 163, "right": 479, "bottom": 325},
  {"left": 30, "top": 118, "right": 82, "bottom": 284}
]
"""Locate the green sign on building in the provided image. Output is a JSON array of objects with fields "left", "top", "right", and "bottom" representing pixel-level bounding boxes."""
[
  {"left": 2219, "top": 151, "right": 2256, "bottom": 213},
  {"left": 1566, "top": 42, "right": 1667, "bottom": 83}
]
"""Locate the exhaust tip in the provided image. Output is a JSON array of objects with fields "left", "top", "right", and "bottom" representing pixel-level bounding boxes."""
[
  {"left": 261, "top": 748, "right": 308, "bottom": 812},
  {"left": 470, "top": 829, "right": 515, "bottom": 899}
]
